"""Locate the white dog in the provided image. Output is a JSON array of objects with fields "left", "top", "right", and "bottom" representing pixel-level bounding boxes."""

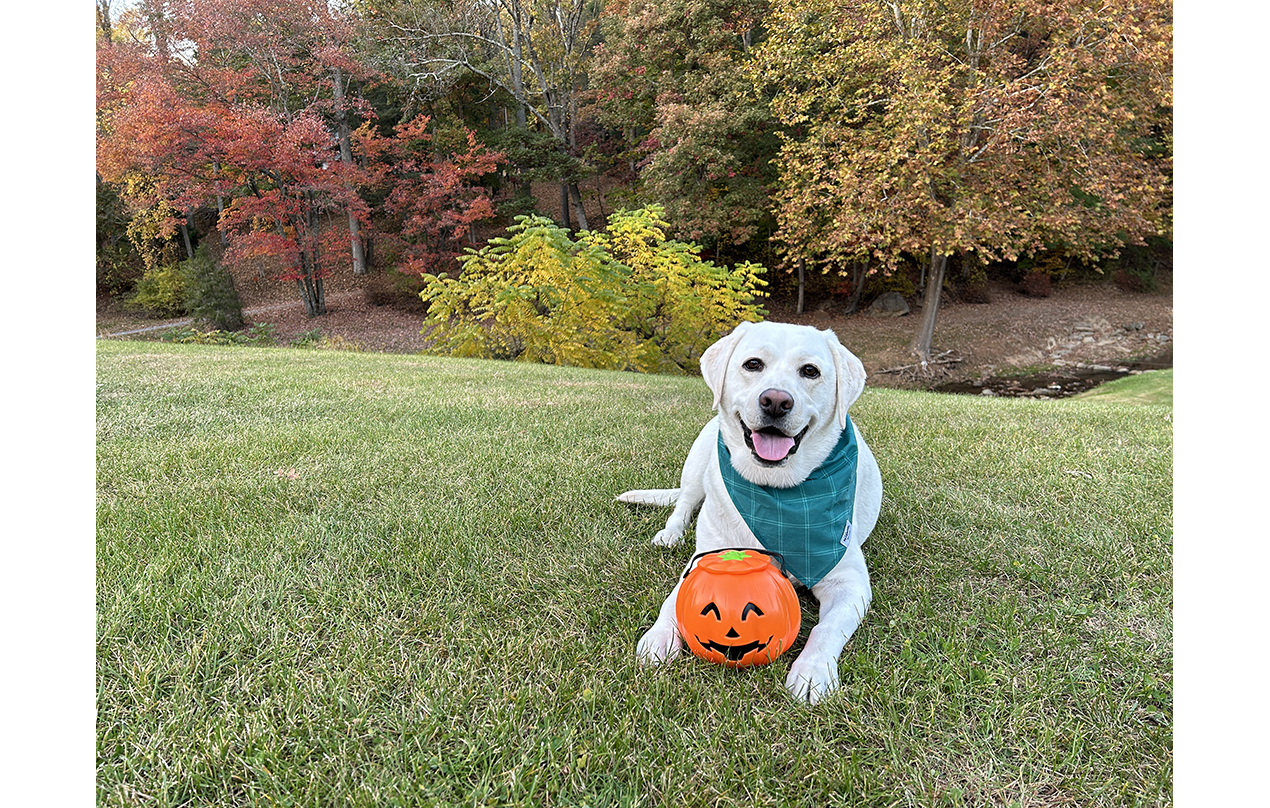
[{"left": 618, "top": 321, "right": 883, "bottom": 703}]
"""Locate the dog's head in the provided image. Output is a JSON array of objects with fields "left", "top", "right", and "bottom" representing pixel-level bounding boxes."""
[{"left": 701, "top": 321, "right": 866, "bottom": 487}]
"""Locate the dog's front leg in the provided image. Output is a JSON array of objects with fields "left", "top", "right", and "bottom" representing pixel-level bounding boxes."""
[
  {"left": 785, "top": 545, "right": 872, "bottom": 704},
  {"left": 635, "top": 579, "right": 684, "bottom": 665},
  {"left": 651, "top": 419, "right": 716, "bottom": 547}
]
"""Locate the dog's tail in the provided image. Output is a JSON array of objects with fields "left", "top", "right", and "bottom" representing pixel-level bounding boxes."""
[{"left": 615, "top": 488, "right": 681, "bottom": 507}]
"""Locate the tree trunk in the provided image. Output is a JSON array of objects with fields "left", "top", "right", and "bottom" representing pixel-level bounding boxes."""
[
  {"left": 180, "top": 210, "right": 195, "bottom": 260},
  {"left": 298, "top": 277, "right": 316, "bottom": 317},
  {"left": 346, "top": 214, "right": 367, "bottom": 275},
  {"left": 498, "top": 7, "right": 529, "bottom": 129},
  {"left": 569, "top": 183, "right": 588, "bottom": 231},
  {"left": 560, "top": 182, "right": 573, "bottom": 230},
  {"left": 909, "top": 249, "right": 948, "bottom": 369},
  {"left": 312, "top": 221, "right": 326, "bottom": 315},
  {"left": 330, "top": 66, "right": 367, "bottom": 275},
  {"left": 797, "top": 259, "right": 806, "bottom": 315},
  {"left": 844, "top": 261, "right": 866, "bottom": 314},
  {"left": 212, "top": 159, "right": 228, "bottom": 246}
]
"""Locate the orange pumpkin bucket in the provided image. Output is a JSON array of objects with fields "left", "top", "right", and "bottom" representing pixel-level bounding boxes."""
[{"left": 675, "top": 548, "right": 801, "bottom": 668}]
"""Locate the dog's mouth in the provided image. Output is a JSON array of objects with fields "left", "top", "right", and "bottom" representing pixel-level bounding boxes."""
[
  {"left": 740, "top": 418, "right": 809, "bottom": 465},
  {"left": 695, "top": 636, "right": 771, "bottom": 662}
]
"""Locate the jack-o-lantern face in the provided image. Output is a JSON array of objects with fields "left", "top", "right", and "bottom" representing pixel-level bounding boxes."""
[{"left": 675, "top": 549, "right": 801, "bottom": 668}]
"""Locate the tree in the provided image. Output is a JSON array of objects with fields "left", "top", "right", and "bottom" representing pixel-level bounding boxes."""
[
  {"left": 753, "top": 0, "right": 1172, "bottom": 367},
  {"left": 172, "top": 0, "right": 378, "bottom": 275},
  {"left": 373, "top": 0, "right": 600, "bottom": 229},
  {"left": 372, "top": 115, "right": 506, "bottom": 275},
  {"left": 96, "top": 0, "right": 115, "bottom": 41},
  {"left": 98, "top": 60, "right": 367, "bottom": 315},
  {"left": 419, "top": 206, "right": 768, "bottom": 373},
  {"left": 589, "top": 0, "right": 779, "bottom": 253},
  {"left": 98, "top": 0, "right": 384, "bottom": 315}
]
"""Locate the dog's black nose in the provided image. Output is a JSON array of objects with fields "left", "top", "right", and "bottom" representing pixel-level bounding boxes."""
[{"left": 759, "top": 388, "right": 794, "bottom": 419}]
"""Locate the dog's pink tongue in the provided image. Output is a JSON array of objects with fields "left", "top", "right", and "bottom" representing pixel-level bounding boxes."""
[{"left": 752, "top": 431, "right": 795, "bottom": 462}]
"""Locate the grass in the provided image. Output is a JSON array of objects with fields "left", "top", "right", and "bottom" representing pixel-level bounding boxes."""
[
  {"left": 1075, "top": 369, "right": 1172, "bottom": 407},
  {"left": 97, "top": 341, "right": 1172, "bottom": 807}
]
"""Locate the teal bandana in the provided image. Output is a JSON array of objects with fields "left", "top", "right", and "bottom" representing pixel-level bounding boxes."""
[{"left": 717, "top": 417, "right": 858, "bottom": 588}]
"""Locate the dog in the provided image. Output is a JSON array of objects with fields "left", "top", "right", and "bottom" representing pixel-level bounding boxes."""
[{"left": 618, "top": 320, "right": 883, "bottom": 703}]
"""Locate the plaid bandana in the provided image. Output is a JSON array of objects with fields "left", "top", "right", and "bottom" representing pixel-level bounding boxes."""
[{"left": 717, "top": 417, "right": 858, "bottom": 588}]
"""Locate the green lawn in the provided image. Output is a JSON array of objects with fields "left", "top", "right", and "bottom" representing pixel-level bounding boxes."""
[
  {"left": 96, "top": 341, "right": 1172, "bottom": 807},
  {"left": 1076, "top": 369, "right": 1172, "bottom": 407}
]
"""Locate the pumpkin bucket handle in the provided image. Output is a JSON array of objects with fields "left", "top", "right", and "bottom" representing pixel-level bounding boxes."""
[{"left": 682, "top": 547, "right": 789, "bottom": 580}]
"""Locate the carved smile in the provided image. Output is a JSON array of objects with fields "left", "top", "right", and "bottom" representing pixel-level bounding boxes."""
[{"left": 694, "top": 635, "right": 773, "bottom": 662}]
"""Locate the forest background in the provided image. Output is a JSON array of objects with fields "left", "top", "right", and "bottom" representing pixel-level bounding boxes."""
[{"left": 95, "top": 0, "right": 1172, "bottom": 370}]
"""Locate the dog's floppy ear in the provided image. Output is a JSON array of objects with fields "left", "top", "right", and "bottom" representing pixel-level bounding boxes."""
[
  {"left": 700, "top": 321, "right": 752, "bottom": 411},
  {"left": 827, "top": 331, "right": 866, "bottom": 428}
]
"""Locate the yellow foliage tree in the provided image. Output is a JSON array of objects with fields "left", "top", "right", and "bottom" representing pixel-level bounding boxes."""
[{"left": 419, "top": 206, "right": 767, "bottom": 374}]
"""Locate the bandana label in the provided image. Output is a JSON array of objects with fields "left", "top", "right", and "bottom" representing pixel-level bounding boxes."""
[{"left": 718, "top": 417, "right": 859, "bottom": 588}]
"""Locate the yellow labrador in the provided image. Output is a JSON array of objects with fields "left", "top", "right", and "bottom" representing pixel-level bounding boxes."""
[{"left": 618, "top": 321, "right": 882, "bottom": 703}]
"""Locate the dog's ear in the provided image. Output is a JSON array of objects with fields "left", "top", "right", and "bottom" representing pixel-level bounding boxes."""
[
  {"left": 700, "top": 321, "right": 751, "bottom": 411},
  {"left": 828, "top": 331, "right": 866, "bottom": 428}
]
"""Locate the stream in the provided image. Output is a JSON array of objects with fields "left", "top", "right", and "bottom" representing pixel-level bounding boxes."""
[{"left": 932, "top": 349, "right": 1172, "bottom": 399}]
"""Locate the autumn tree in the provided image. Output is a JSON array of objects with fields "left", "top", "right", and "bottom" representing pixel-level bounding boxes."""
[
  {"left": 98, "top": 0, "right": 389, "bottom": 316},
  {"left": 96, "top": 0, "right": 115, "bottom": 41},
  {"left": 589, "top": 0, "right": 780, "bottom": 255},
  {"left": 753, "top": 0, "right": 1172, "bottom": 367},
  {"left": 171, "top": 0, "right": 378, "bottom": 276},
  {"left": 372, "top": 0, "right": 600, "bottom": 230},
  {"left": 420, "top": 206, "right": 767, "bottom": 373},
  {"left": 369, "top": 115, "right": 506, "bottom": 275}
]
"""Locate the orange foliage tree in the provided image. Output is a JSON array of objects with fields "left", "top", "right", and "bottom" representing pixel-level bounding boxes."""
[
  {"left": 753, "top": 0, "right": 1172, "bottom": 366},
  {"left": 97, "top": 0, "right": 502, "bottom": 317},
  {"left": 370, "top": 117, "right": 505, "bottom": 278},
  {"left": 97, "top": 0, "right": 377, "bottom": 315}
]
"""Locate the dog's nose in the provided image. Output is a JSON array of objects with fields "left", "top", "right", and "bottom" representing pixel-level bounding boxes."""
[{"left": 759, "top": 388, "right": 794, "bottom": 419}]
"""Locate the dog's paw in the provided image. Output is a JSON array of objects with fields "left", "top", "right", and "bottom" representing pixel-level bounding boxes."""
[
  {"left": 785, "top": 652, "right": 840, "bottom": 704},
  {"left": 651, "top": 528, "right": 683, "bottom": 548},
  {"left": 635, "top": 624, "right": 682, "bottom": 666}
]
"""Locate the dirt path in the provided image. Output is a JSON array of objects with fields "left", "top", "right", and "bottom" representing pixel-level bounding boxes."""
[
  {"left": 97, "top": 275, "right": 1172, "bottom": 392},
  {"left": 774, "top": 278, "right": 1173, "bottom": 389}
]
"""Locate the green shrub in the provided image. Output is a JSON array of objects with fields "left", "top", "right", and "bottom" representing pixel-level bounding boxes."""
[
  {"left": 97, "top": 178, "right": 144, "bottom": 298},
  {"left": 419, "top": 206, "right": 767, "bottom": 374},
  {"left": 181, "top": 244, "right": 244, "bottom": 331},
  {"left": 129, "top": 262, "right": 187, "bottom": 317},
  {"left": 285, "top": 330, "right": 361, "bottom": 351},
  {"left": 155, "top": 323, "right": 277, "bottom": 346},
  {"left": 97, "top": 243, "right": 144, "bottom": 300},
  {"left": 291, "top": 329, "right": 325, "bottom": 349},
  {"left": 598, "top": 206, "right": 769, "bottom": 374}
]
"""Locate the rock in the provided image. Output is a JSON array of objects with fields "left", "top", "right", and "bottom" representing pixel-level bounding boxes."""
[
  {"left": 1004, "top": 348, "right": 1045, "bottom": 366},
  {"left": 869, "top": 291, "right": 910, "bottom": 316},
  {"left": 1074, "top": 316, "right": 1111, "bottom": 333}
]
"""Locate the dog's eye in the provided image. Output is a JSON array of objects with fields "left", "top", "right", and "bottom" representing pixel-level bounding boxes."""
[
  {"left": 700, "top": 602, "right": 721, "bottom": 620},
  {"left": 799, "top": 364, "right": 821, "bottom": 379},
  {"left": 742, "top": 358, "right": 765, "bottom": 372},
  {"left": 741, "top": 603, "right": 764, "bottom": 621}
]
